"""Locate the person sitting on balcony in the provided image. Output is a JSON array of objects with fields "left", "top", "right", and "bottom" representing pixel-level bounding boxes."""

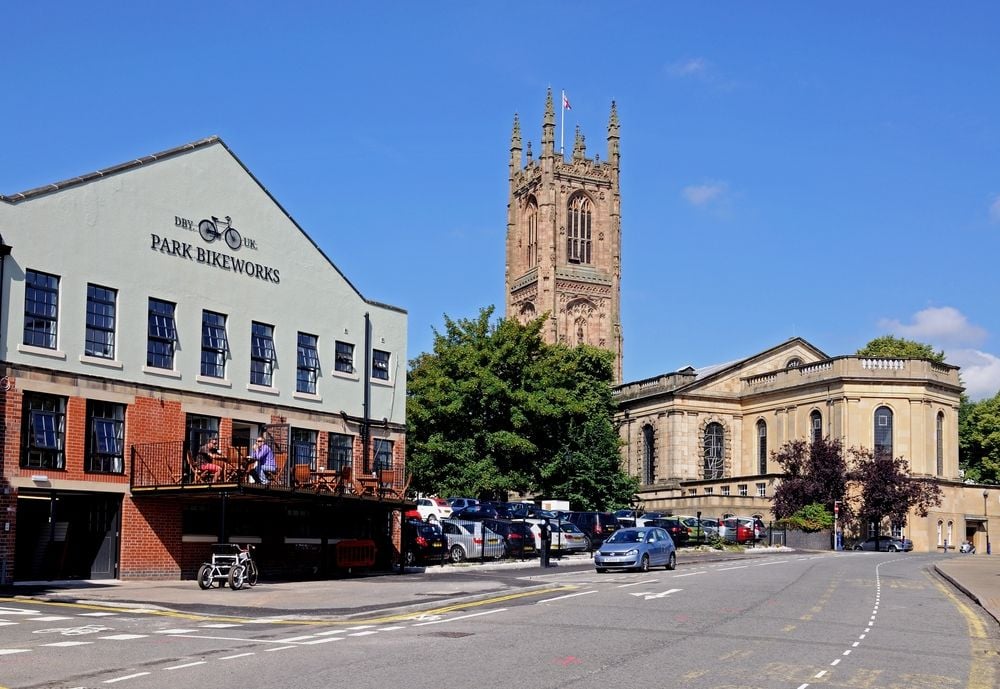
[
  {"left": 248, "top": 436, "right": 275, "bottom": 484},
  {"left": 197, "top": 436, "right": 224, "bottom": 480}
]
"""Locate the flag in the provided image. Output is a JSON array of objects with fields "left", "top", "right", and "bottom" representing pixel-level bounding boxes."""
[{"left": 562, "top": 91, "right": 571, "bottom": 110}]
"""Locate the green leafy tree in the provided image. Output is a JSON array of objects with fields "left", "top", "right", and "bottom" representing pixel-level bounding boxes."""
[
  {"left": 771, "top": 437, "right": 850, "bottom": 521},
  {"left": 406, "top": 306, "right": 637, "bottom": 508},
  {"left": 856, "top": 335, "right": 945, "bottom": 363},
  {"left": 959, "top": 390, "right": 1000, "bottom": 484},
  {"left": 779, "top": 503, "right": 835, "bottom": 532},
  {"left": 849, "top": 447, "right": 943, "bottom": 539}
]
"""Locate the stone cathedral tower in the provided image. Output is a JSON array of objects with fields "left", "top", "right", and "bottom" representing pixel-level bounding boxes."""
[{"left": 505, "top": 89, "right": 623, "bottom": 382}]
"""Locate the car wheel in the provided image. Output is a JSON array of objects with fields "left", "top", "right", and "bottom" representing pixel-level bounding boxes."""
[
  {"left": 638, "top": 554, "right": 650, "bottom": 572},
  {"left": 427, "top": 514, "right": 438, "bottom": 523},
  {"left": 888, "top": 545, "right": 898, "bottom": 552},
  {"left": 853, "top": 545, "right": 863, "bottom": 551},
  {"left": 450, "top": 544, "right": 466, "bottom": 563},
  {"left": 404, "top": 550, "right": 416, "bottom": 567},
  {"left": 666, "top": 552, "right": 676, "bottom": 570},
  {"left": 596, "top": 567, "right": 607, "bottom": 573}
]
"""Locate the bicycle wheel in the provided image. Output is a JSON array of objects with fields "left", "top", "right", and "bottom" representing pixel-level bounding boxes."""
[
  {"left": 223, "top": 227, "right": 242, "bottom": 251},
  {"left": 198, "top": 219, "right": 218, "bottom": 243},
  {"left": 228, "top": 564, "right": 246, "bottom": 590},
  {"left": 197, "top": 563, "right": 214, "bottom": 590},
  {"left": 246, "top": 560, "right": 259, "bottom": 586}
]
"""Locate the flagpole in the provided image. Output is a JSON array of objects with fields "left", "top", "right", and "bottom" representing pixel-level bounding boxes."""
[{"left": 560, "top": 89, "right": 565, "bottom": 156}]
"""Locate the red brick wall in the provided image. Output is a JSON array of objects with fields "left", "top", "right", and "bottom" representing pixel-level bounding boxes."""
[{"left": 120, "top": 497, "right": 184, "bottom": 579}]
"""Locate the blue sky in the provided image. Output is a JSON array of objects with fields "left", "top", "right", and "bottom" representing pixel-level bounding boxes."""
[{"left": 4, "top": 3, "right": 1000, "bottom": 399}]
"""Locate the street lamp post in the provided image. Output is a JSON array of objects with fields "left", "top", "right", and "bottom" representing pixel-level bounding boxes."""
[{"left": 984, "top": 489, "right": 991, "bottom": 555}]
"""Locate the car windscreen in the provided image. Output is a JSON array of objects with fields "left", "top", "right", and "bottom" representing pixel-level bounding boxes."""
[{"left": 606, "top": 529, "right": 644, "bottom": 544}]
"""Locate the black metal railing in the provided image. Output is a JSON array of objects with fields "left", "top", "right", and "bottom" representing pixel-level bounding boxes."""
[{"left": 130, "top": 440, "right": 292, "bottom": 490}]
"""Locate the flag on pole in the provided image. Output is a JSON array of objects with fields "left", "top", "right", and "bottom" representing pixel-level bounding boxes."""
[{"left": 562, "top": 91, "right": 572, "bottom": 110}]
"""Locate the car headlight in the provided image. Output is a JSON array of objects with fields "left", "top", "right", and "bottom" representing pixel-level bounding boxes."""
[{"left": 624, "top": 549, "right": 639, "bottom": 557}]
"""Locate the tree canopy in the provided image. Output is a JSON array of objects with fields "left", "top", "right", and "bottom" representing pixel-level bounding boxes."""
[
  {"left": 771, "top": 437, "right": 850, "bottom": 521},
  {"left": 959, "top": 390, "right": 1000, "bottom": 484},
  {"left": 406, "top": 306, "right": 637, "bottom": 510},
  {"left": 856, "top": 335, "right": 945, "bottom": 363},
  {"left": 850, "top": 447, "right": 943, "bottom": 527}
]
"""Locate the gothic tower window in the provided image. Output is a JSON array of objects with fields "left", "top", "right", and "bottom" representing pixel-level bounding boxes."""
[
  {"left": 576, "top": 318, "right": 586, "bottom": 345},
  {"left": 642, "top": 424, "right": 655, "bottom": 485},
  {"left": 704, "top": 422, "right": 724, "bottom": 480},
  {"left": 874, "top": 406, "right": 893, "bottom": 458},
  {"left": 566, "top": 194, "right": 593, "bottom": 264},
  {"left": 525, "top": 198, "right": 538, "bottom": 268},
  {"left": 810, "top": 410, "right": 822, "bottom": 443},
  {"left": 936, "top": 411, "right": 944, "bottom": 476},
  {"left": 757, "top": 420, "right": 767, "bottom": 474}
]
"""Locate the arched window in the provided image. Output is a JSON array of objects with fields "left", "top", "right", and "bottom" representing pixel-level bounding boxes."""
[
  {"left": 704, "top": 422, "right": 724, "bottom": 480},
  {"left": 947, "top": 520, "right": 954, "bottom": 548},
  {"left": 874, "top": 406, "right": 893, "bottom": 458},
  {"left": 937, "top": 520, "right": 943, "bottom": 547},
  {"left": 566, "top": 195, "right": 593, "bottom": 264},
  {"left": 810, "top": 410, "right": 822, "bottom": 443},
  {"left": 576, "top": 318, "right": 586, "bottom": 345},
  {"left": 786, "top": 357, "right": 802, "bottom": 368},
  {"left": 525, "top": 199, "right": 538, "bottom": 267},
  {"left": 642, "top": 424, "right": 655, "bottom": 485},
  {"left": 936, "top": 411, "right": 944, "bottom": 476},
  {"left": 757, "top": 420, "right": 767, "bottom": 474}
]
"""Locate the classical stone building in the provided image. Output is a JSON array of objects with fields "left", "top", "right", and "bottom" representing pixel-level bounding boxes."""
[
  {"left": 505, "top": 89, "right": 623, "bottom": 382},
  {"left": 614, "top": 337, "right": 997, "bottom": 553}
]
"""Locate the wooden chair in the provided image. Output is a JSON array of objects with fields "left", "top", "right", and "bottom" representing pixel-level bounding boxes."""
[
  {"left": 264, "top": 454, "right": 286, "bottom": 487},
  {"left": 334, "top": 466, "right": 353, "bottom": 495},
  {"left": 185, "top": 450, "right": 215, "bottom": 484},
  {"left": 293, "top": 463, "right": 313, "bottom": 490}
]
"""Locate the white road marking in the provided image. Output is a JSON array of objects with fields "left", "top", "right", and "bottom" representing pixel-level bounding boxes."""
[
  {"left": 302, "top": 637, "right": 342, "bottom": 644},
  {"left": 200, "top": 623, "right": 242, "bottom": 628},
  {"left": 344, "top": 625, "right": 375, "bottom": 630},
  {"left": 379, "top": 626, "right": 405, "bottom": 631},
  {"left": 347, "top": 631, "right": 378, "bottom": 637},
  {"left": 43, "top": 641, "right": 93, "bottom": 647},
  {"left": 315, "top": 629, "right": 346, "bottom": 636},
  {"left": 718, "top": 565, "right": 749, "bottom": 571},
  {"left": 104, "top": 672, "right": 150, "bottom": 683},
  {"left": 99, "top": 634, "right": 147, "bottom": 640},
  {"left": 0, "top": 621, "right": 17, "bottom": 626},
  {"left": 412, "top": 608, "right": 507, "bottom": 626},
  {"left": 673, "top": 571, "right": 706, "bottom": 577},
  {"left": 830, "top": 659, "right": 841, "bottom": 666},
  {"left": 28, "top": 616, "right": 73, "bottom": 622},
  {"left": 642, "top": 588, "right": 682, "bottom": 601},
  {"left": 220, "top": 652, "right": 256, "bottom": 660},
  {"left": 166, "top": 661, "right": 207, "bottom": 670},
  {"left": 264, "top": 645, "right": 297, "bottom": 652},
  {"left": 157, "top": 629, "right": 200, "bottom": 634},
  {"left": 78, "top": 612, "right": 118, "bottom": 617},
  {"left": 617, "top": 579, "right": 655, "bottom": 588},
  {"left": 814, "top": 670, "right": 827, "bottom": 678},
  {"left": 537, "top": 590, "right": 599, "bottom": 604},
  {"left": 276, "top": 635, "right": 318, "bottom": 642},
  {"left": 842, "top": 649, "right": 852, "bottom": 656},
  {"left": 0, "top": 649, "right": 31, "bottom": 655}
]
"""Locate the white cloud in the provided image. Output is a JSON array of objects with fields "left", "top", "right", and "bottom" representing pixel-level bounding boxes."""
[
  {"left": 667, "top": 58, "right": 709, "bottom": 78},
  {"left": 682, "top": 182, "right": 728, "bottom": 207},
  {"left": 943, "top": 349, "right": 1000, "bottom": 401},
  {"left": 878, "top": 306, "right": 987, "bottom": 347},
  {"left": 990, "top": 194, "right": 1000, "bottom": 223}
]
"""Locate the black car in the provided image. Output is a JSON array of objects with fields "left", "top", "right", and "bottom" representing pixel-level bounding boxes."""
[
  {"left": 647, "top": 517, "right": 690, "bottom": 547},
  {"left": 403, "top": 519, "right": 448, "bottom": 566},
  {"left": 482, "top": 501, "right": 514, "bottom": 519},
  {"left": 452, "top": 504, "right": 500, "bottom": 520},
  {"left": 482, "top": 519, "right": 537, "bottom": 557},
  {"left": 564, "top": 511, "right": 621, "bottom": 550}
]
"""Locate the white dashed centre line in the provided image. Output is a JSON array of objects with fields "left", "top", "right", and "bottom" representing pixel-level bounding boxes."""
[{"left": 104, "top": 672, "right": 150, "bottom": 683}]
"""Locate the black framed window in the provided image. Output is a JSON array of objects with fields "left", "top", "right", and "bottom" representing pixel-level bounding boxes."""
[
  {"left": 810, "top": 410, "right": 823, "bottom": 443},
  {"left": 757, "top": 420, "right": 767, "bottom": 474},
  {"left": 22, "top": 392, "right": 66, "bottom": 469},
  {"left": 874, "top": 406, "right": 893, "bottom": 458},
  {"left": 642, "top": 424, "right": 655, "bottom": 485},
  {"left": 147, "top": 298, "right": 177, "bottom": 369},
  {"left": 24, "top": 269, "right": 59, "bottom": 349},
  {"left": 297, "top": 332, "right": 320, "bottom": 393},
  {"left": 201, "top": 311, "right": 228, "bottom": 378},
  {"left": 85, "top": 284, "right": 116, "bottom": 358},
  {"left": 186, "top": 414, "right": 219, "bottom": 457},
  {"left": 335, "top": 340, "right": 355, "bottom": 373},
  {"left": 525, "top": 199, "right": 538, "bottom": 267},
  {"left": 86, "top": 400, "right": 125, "bottom": 473},
  {"left": 566, "top": 195, "right": 593, "bottom": 264},
  {"left": 291, "top": 428, "right": 317, "bottom": 469},
  {"left": 373, "top": 438, "right": 393, "bottom": 471},
  {"left": 328, "top": 432, "right": 353, "bottom": 472},
  {"left": 703, "top": 422, "right": 724, "bottom": 480},
  {"left": 250, "top": 322, "right": 276, "bottom": 386},
  {"left": 372, "top": 349, "right": 390, "bottom": 380}
]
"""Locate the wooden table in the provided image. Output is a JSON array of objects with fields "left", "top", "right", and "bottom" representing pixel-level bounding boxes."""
[{"left": 354, "top": 476, "right": 379, "bottom": 497}]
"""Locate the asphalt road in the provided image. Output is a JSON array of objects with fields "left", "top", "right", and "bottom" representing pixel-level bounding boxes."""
[{"left": 1, "top": 552, "right": 996, "bottom": 689}]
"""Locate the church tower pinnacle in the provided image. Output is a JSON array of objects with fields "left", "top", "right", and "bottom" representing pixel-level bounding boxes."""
[{"left": 504, "top": 92, "right": 624, "bottom": 383}]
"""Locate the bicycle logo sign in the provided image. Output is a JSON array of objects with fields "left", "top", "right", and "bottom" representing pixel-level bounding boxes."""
[{"left": 199, "top": 215, "right": 243, "bottom": 251}]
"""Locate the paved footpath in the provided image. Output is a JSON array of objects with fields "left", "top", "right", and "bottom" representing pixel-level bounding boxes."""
[{"left": 3, "top": 548, "right": 998, "bottom": 624}]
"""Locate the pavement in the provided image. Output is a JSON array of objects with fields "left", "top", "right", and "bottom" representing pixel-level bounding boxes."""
[{"left": 3, "top": 548, "right": 998, "bottom": 625}]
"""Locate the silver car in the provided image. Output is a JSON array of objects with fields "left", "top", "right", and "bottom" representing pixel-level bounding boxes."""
[
  {"left": 594, "top": 527, "right": 677, "bottom": 572},
  {"left": 441, "top": 519, "right": 505, "bottom": 562}
]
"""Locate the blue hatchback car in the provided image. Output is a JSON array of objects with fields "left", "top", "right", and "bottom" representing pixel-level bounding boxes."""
[{"left": 594, "top": 527, "right": 677, "bottom": 572}]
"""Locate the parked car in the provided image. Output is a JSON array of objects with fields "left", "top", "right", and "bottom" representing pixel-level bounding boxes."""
[
  {"left": 853, "top": 535, "right": 914, "bottom": 552},
  {"left": 507, "top": 503, "right": 559, "bottom": 520},
  {"left": 403, "top": 520, "right": 448, "bottom": 566},
  {"left": 565, "top": 511, "right": 621, "bottom": 550},
  {"left": 718, "top": 517, "right": 756, "bottom": 544},
  {"left": 482, "top": 501, "right": 514, "bottom": 519},
  {"left": 447, "top": 497, "right": 480, "bottom": 511},
  {"left": 441, "top": 519, "right": 505, "bottom": 562},
  {"left": 647, "top": 517, "right": 690, "bottom": 547},
  {"left": 451, "top": 503, "right": 500, "bottom": 520},
  {"left": 675, "top": 515, "right": 719, "bottom": 542},
  {"left": 415, "top": 497, "right": 453, "bottom": 523},
  {"left": 482, "top": 519, "right": 537, "bottom": 557},
  {"left": 594, "top": 527, "right": 677, "bottom": 572},
  {"left": 524, "top": 519, "right": 589, "bottom": 553}
]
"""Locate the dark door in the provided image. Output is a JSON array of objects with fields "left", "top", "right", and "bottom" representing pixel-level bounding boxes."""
[{"left": 89, "top": 496, "right": 121, "bottom": 579}]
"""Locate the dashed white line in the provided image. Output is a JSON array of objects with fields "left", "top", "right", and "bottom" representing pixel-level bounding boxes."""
[
  {"left": 617, "top": 579, "right": 656, "bottom": 588},
  {"left": 673, "top": 571, "right": 706, "bottom": 578},
  {"left": 717, "top": 565, "right": 749, "bottom": 571},
  {"left": 852, "top": 641, "right": 860, "bottom": 647},
  {"left": 99, "top": 634, "right": 147, "bottom": 640},
  {"left": 0, "top": 649, "right": 31, "bottom": 655},
  {"left": 412, "top": 608, "right": 507, "bottom": 626},
  {"left": 220, "top": 652, "right": 256, "bottom": 660},
  {"left": 538, "top": 590, "right": 598, "bottom": 604},
  {"left": 830, "top": 659, "right": 841, "bottom": 666},
  {"left": 78, "top": 612, "right": 118, "bottom": 617},
  {"left": 166, "top": 661, "right": 207, "bottom": 670},
  {"left": 264, "top": 645, "right": 297, "bottom": 652},
  {"left": 347, "top": 631, "right": 378, "bottom": 637},
  {"left": 842, "top": 649, "right": 852, "bottom": 656},
  {"left": 43, "top": 641, "right": 93, "bottom": 647},
  {"left": 104, "top": 672, "right": 150, "bottom": 683},
  {"left": 814, "top": 670, "right": 827, "bottom": 678},
  {"left": 302, "top": 637, "right": 342, "bottom": 644}
]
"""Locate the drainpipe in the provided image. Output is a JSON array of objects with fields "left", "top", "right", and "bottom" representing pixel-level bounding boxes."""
[
  {"left": 362, "top": 312, "right": 371, "bottom": 474},
  {"left": 0, "top": 234, "right": 12, "bottom": 483}
]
